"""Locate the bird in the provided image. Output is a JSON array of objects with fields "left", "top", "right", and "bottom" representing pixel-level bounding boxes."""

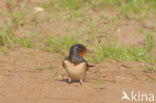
[{"left": 63, "top": 44, "right": 94, "bottom": 84}]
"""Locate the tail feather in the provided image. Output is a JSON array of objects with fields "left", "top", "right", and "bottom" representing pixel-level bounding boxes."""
[{"left": 88, "top": 64, "right": 95, "bottom": 68}]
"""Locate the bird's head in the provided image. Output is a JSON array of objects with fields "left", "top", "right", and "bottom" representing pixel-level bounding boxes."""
[{"left": 69, "top": 44, "right": 87, "bottom": 57}]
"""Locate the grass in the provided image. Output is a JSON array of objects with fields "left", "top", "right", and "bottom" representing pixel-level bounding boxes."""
[
  {"left": 93, "top": 32, "right": 155, "bottom": 63},
  {"left": 36, "top": 64, "right": 55, "bottom": 71},
  {"left": 95, "top": 80, "right": 102, "bottom": 86},
  {"left": 55, "top": 71, "right": 62, "bottom": 79},
  {"left": 36, "top": 66, "right": 47, "bottom": 71},
  {"left": 109, "top": 16, "right": 117, "bottom": 31},
  {"left": 0, "top": 35, "right": 5, "bottom": 46},
  {"left": 49, "top": 64, "right": 56, "bottom": 70},
  {"left": 0, "top": 23, "right": 14, "bottom": 48},
  {"left": 0, "top": 47, "right": 9, "bottom": 55},
  {"left": 94, "top": 79, "right": 103, "bottom": 90},
  {"left": 16, "top": 37, "right": 34, "bottom": 48},
  {"left": 41, "top": 35, "right": 81, "bottom": 58},
  {"left": 142, "top": 67, "right": 156, "bottom": 73},
  {"left": 0, "top": 0, "right": 155, "bottom": 66}
]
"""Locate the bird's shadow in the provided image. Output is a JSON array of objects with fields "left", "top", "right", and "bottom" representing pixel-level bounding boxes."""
[{"left": 61, "top": 78, "right": 86, "bottom": 84}]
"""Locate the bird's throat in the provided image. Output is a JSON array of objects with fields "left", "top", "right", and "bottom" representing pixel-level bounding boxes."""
[{"left": 69, "top": 54, "right": 84, "bottom": 65}]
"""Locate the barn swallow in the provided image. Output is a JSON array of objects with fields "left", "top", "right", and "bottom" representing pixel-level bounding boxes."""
[{"left": 63, "top": 44, "right": 94, "bottom": 84}]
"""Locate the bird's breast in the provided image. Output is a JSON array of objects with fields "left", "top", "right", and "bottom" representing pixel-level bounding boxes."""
[{"left": 64, "top": 60, "right": 87, "bottom": 80}]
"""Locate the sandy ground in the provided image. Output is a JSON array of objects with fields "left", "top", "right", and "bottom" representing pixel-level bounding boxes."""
[
  {"left": 0, "top": 0, "right": 156, "bottom": 103},
  {"left": 0, "top": 48, "right": 155, "bottom": 103}
]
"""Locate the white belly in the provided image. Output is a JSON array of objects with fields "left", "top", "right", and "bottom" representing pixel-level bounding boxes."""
[{"left": 64, "top": 60, "right": 87, "bottom": 80}]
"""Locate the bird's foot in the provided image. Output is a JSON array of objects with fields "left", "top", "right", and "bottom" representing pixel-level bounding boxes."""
[
  {"left": 68, "top": 78, "right": 72, "bottom": 83},
  {"left": 80, "top": 79, "right": 83, "bottom": 84}
]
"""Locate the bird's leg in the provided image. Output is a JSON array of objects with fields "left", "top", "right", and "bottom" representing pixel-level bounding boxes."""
[
  {"left": 80, "top": 79, "right": 83, "bottom": 84},
  {"left": 68, "top": 78, "right": 72, "bottom": 83}
]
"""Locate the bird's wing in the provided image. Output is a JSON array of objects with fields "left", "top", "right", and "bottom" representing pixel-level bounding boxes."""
[
  {"left": 62, "top": 58, "right": 68, "bottom": 68},
  {"left": 83, "top": 59, "right": 94, "bottom": 70},
  {"left": 62, "top": 61, "right": 65, "bottom": 68}
]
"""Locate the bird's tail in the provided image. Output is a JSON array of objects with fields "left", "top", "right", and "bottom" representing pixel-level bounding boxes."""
[{"left": 88, "top": 64, "right": 95, "bottom": 67}]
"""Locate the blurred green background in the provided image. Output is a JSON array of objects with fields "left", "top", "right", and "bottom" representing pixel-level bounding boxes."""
[{"left": 0, "top": 0, "right": 155, "bottom": 64}]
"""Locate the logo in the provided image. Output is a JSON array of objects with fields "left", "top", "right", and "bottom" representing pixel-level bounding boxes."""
[{"left": 121, "top": 90, "right": 154, "bottom": 102}]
